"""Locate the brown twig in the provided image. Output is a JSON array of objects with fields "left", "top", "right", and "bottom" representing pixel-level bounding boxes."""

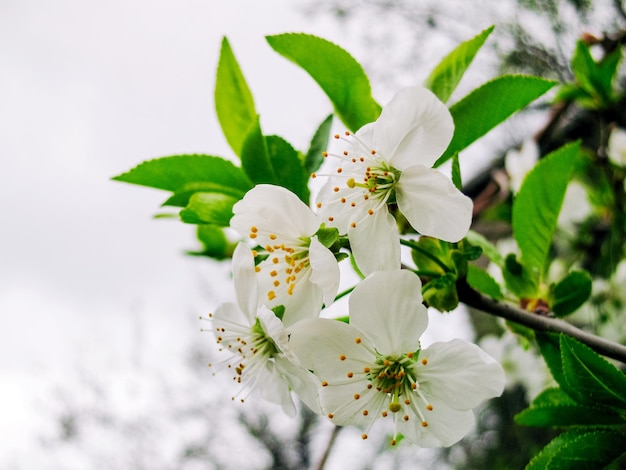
[{"left": 457, "top": 278, "right": 626, "bottom": 363}]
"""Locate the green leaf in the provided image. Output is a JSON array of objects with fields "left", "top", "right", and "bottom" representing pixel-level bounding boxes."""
[
  {"left": 315, "top": 226, "right": 339, "bottom": 249},
  {"left": 267, "top": 33, "right": 381, "bottom": 131},
  {"left": 163, "top": 182, "right": 245, "bottom": 207},
  {"left": 516, "top": 403, "right": 626, "bottom": 428},
  {"left": 435, "top": 75, "right": 556, "bottom": 166},
  {"left": 188, "top": 224, "right": 232, "bottom": 260},
  {"left": 466, "top": 264, "right": 503, "bottom": 300},
  {"left": 513, "top": 142, "right": 580, "bottom": 280},
  {"left": 424, "top": 26, "right": 494, "bottom": 103},
  {"left": 536, "top": 332, "right": 567, "bottom": 390},
  {"left": 551, "top": 270, "right": 592, "bottom": 317},
  {"left": 465, "top": 230, "right": 505, "bottom": 268},
  {"left": 266, "top": 135, "right": 310, "bottom": 203},
  {"left": 516, "top": 388, "right": 626, "bottom": 427},
  {"left": 561, "top": 335, "right": 626, "bottom": 410},
  {"left": 179, "top": 192, "right": 238, "bottom": 226},
  {"left": 571, "top": 40, "right": 621, "bottom": 106},
  {"left": 215, "top": 37, "right": 257, "bottom": 157},
  {"left": 240, "top": 117, "right": 278, "bottom": 185},
  {"left": 526, "top": 430, "right": 626, "bottom": 469},
  {"left": 451, "top": 153, "right": 462, "bottom": 190},
  {"left": 112, "top": 155, "right": 252, "bottom": 197},
  {"left": 503, "top": 253, "right": 538, "bottom": 298},
  {"left": 240, "top": 119, "right": 310, "bottom": 202},
  {"left": 305, "top": 114, "right": 333, "bottom": 173}
]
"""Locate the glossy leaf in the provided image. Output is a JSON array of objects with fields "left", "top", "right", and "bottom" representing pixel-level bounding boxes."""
[
  {"left": 424, "top": 25, "right": 494, "bottom": 103},
  {"left": 503, "top": 253, "right": 538, "bottom": 298},
  {"left": 112, "top": 155, "right": 252, "bottom": 197},
  {"left": 267, "top": 33, "right": 381, "bottom": 131},
  {"left": 435, "top": 75, "right": 556, "bottom": 166},
  {"left": 513, "top": 142, "right": 580, "bottom": 280},
  {"left": 179, "top": 192, "right": 238, "bottom": 226},
  {"left": 526, "top": 430, "right": 626, "bottom": 469},
  {"left": 305, "top": 114, "right": 333, "bottom": 173},
  {"left": 466, "top": 264, "right": 503, "bottom": 300},
  {"left": 215, "top": 37, "right": 257, "bottom": 157},
  {"left": 561, "top": 335, "right": 626, "bottom": 410},
  {"left": 551, "top": 270, "right": 592, "bottom": 317}
]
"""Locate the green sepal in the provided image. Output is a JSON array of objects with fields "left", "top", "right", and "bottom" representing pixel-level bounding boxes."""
[
  {"left": 314, "top": 226, "right": 340, "bottom": 250},
  {"left": 422, "top": 272, "right": 459, "bottom": 312},
  {"left": 410, "top": 237, "right": 450, "bottom": 275},
  {"left": 271, "top": 305, "right": 286, "bottom": 321},
  {"left": 550, "top": 270, "right": 592, "bottom": 317}
]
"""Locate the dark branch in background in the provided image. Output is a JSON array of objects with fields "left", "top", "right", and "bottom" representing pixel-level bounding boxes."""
[{"left": 457, "top": 278, "right": 626, "bottom": 363}]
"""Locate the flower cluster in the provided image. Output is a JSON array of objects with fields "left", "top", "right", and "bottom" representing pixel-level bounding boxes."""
[{"left": 207, "top": 87, "right": 505, "bottom": 447}]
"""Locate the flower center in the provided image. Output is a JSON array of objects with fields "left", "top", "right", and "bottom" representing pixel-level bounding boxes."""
[
  {"left": 248, "top": 227, "right": 312, "bottom": 302},
  {"left": 207, "top": 313, "right": 279, "bottom": 402},
  {"left": 312, "top": 131, "right": 402, "bottom": 228}
]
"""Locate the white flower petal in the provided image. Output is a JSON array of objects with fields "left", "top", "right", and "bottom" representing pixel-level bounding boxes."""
[
  {"left": 275, "top": 355, "right": 322, "bottom": 414},
  {"left": 396, "top": 165, "right": 473, "bottom": 242},
  {"left": 319, "top": 381, "right": 387, "bottom": 428},
  {"left": 349, "top": 270, "right": 428, "bottom": 355},
  {"left": 348, "top": 208, "right": 401, "bottom": 275},
  {"left": 232, "top": 243, "right": 259, "bottom": 321},
  {"left": 257, "top": 360, "right": 297, "bottom": 417},
  {"left": 607, "top": 127, "right": 626, "bottom": 167},
  {"left": 309, "top": 236, "right": 340, "bottom": 308},
  {"left": 362, "top": 87, "right": 454, "bottom": 169},
  {"left": 212, "top": 302, "right": 252, "bottom": 337},
  {"left": 288, "top": 318, "right": 373, "bottom": 383},
  {"left": 417, "top": 339, "right": 505, "bottom": 410},
  {"left": 231, "top": 184, "right": 320, "bottom": 242},
  {"left": 398, "top": 399, "right": 475, "bottom": 447}
]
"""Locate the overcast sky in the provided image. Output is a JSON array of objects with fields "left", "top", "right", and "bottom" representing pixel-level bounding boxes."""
[{"left": 0, "top": 2, "right": 482, "bottom": 466}]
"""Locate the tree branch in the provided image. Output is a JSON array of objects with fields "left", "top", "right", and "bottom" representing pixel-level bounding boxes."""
[{"left": 456, "top": 278, "right": 626, "bottom": 364}]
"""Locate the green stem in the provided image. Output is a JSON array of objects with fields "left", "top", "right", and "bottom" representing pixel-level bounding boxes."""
[
  {"left": 333, "top": 285, "right": 355, "bottom": 302},
  {"left": 399, "top": 238, "right": 452, "bottom": 273}
]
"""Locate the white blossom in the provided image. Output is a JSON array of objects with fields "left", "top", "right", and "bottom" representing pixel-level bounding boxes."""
[
  {"left": 230, "top": 184, "right": 340, "bottom": 325},
  {"left": 208, "top": 243, "right": 320, "bottom": 416},
  {"left": 289, "top": 270, "right": 505, "bottom": 446},
  {"left": 314, "top": 87, "right": 473, "bottom": 275},
  {"left": 607, "top": 126, "right": 626, "bottom": 167}
]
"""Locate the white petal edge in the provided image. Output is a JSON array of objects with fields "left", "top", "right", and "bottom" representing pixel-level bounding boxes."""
[
  {"left": 417, "top": 339, "right": 505, "bottom": 410},
  {"left": 308, "top": 236, "right": 340, "bottom": 309},
  {"left": 396, "top": 165, "right": 473, "bottom": 242},
  {"left": 232, "top": 242, "right": 259, "bottom": 322},
  {"left": 348, "top": 208, "right": 400, "bottom": 276},
  {"left": 230, "top": 184, "right": 320, "bottom": 241},
  {"left": 362, "top": 87, "right": 454, "bottom": 169},
  {"left": 349, "top": 270, "right": 428, "bottom": 356}
]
